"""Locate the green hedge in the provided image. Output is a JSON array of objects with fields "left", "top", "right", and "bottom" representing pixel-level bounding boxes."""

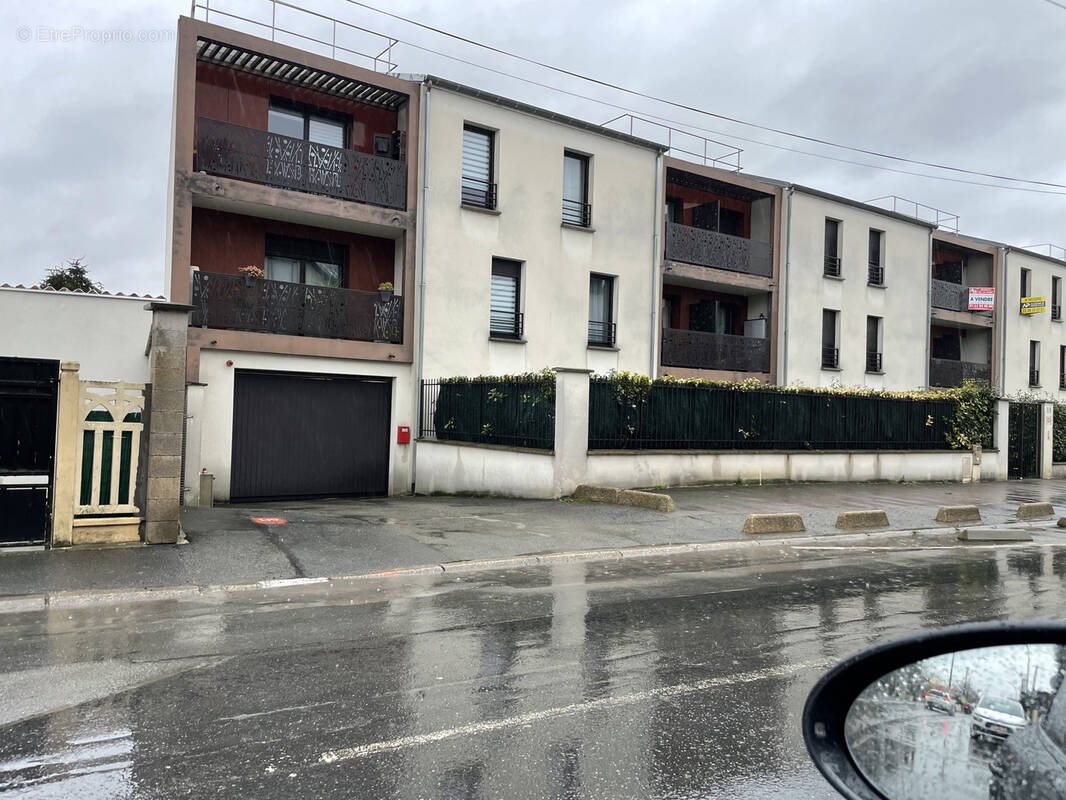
[{"left": 431, "top": 369, "right": 555, "bottom": 450}]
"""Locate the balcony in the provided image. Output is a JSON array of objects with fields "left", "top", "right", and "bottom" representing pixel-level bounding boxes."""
[
  {"left": 190, "top": 271, "right": 402, "bottom": 343},
  {"left": 194, "top": 117, "right": 406, "bottom": 210},
  {"left": 588, "top": 320, "right": 616, "bottom": 347},
  {"left": 866, "top": 351, "right": 883, "bottom": 373},
  {"left": 664, "top": 222, "right": 772, "bottom": 277},
  {"left": 824, "top": 256, "right": 841, "bottom": 278},
  {"left": 928, "top": 358, "right": 991, "bottom": 388},
  {"left": 660, "top": 328, "right": 769, "bottom": 373},
  {"left": 867, "top": 263, "right": 884, "bottom": 286},
  {"left": 822, "top": 346, "right": 839, "bottom": 369}
]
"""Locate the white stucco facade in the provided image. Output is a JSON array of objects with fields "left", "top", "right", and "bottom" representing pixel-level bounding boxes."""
[
  {"left": 0, "top": 287, "right": 153, "bottom": 382},
  {"left": 186, "top": 349, "right": 416, "bottom": 503},
  {"left": 1000, "top": 248, "right": 1066, "bottom": 398},
  {"left": 781, "top": 190, "right": 933, "bottom": 390},
  {"left": 417, "top": 82, "right": 662, "bottom": 380}
]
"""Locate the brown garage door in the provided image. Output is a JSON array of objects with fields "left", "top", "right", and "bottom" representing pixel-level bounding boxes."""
[{"left": 230, "top": 370, "right": 391, "bottom": 501}]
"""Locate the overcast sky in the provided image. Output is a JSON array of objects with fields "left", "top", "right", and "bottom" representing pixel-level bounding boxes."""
[{"left": 1, "top": 0, "right": 1064, "bottom": 295}]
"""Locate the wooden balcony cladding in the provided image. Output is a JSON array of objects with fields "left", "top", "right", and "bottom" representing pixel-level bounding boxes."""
[
  {"left": 190, "top": 272, "right": 402, "bottom": 344},
  {"left": 928, "top": 358, "right": 991, "bottom": 387},
  {"left": 194, "top": 117, "right": 406, "bottom": 210},
  {"left": 664, "top": 222, "right": 772, "bottom": 277},
  {"left": 660, "top": 328, "right": 770, "bottom": 373}
]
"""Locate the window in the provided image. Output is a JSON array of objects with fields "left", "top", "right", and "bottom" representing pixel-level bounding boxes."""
[
  {"left": 868, "top": 230, "right": 884, "bottom": 285},
  {"left": 1021, "top": 268, "right": 1031, "bottom": 300},
  {"left": 1030, "top": 340, "right": 1041, "bottom": 387},
  {"left": 588, "top": 274, "right": 615, "bottom": 347},
  {"left": 822, "top": 309, "right": 839, "bottom": 368},
  {"left": 1054, "top": 277, "right": 1061, "bottom": 320},
  {"left": 264, "top": 235, "right": 345, "bottom": 287},
  {"left": 824, "top": 219, "right": 841, "bottom": 277},
  {"left": 267, "top": 99, "right": 347, "bottom": 148},
  {"left": 490, "top": 258, "right": 522, "bottom": 339},
  {"left": 866, "top": 316, "right": 882, "bottom": 372},
  {"left": 461, "top": 125, "right": 495, "bottom": 209},
  {"left": 562, "top": 152, "right": 590, "bottom": 227},
  {"left": 665, "top": 196, "right": 683, "bottom": 224}
]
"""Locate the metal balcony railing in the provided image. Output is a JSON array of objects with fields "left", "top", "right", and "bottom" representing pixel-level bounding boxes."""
[
  {"left": 189, "top": 271, "right": 402, "bottom": 343},
  {"left": 1030, "top": 368, "right": 1041, "bottom": 387},
  {"left": 928, "top": 358, "right": 991, "bottom": 388},
  {"left": 588, "top": 320, "right": 616, "bottom": 347},
  {"left": 1053, "top": 304, "right": 1062, "bottom": 321},
  {"left": 489, "top": 310, "right": 524, "bottom": 340},
  {"left": 821, "top": 346, "right": 840, "bottom": 369},
  {"left": 867, "top": 263, "right": 884, "bottom": 286},
  {"left": 866, "top": 352, "right": 883, "bottom": 373},
  {"left": 461, "top": 177, "right": 497, "bottom": 210},
  {"left": 194, "top": 117, "right": 407, "bottom": 209},
  {"left": 659, "top": 328, "right": 770, "bottom": 373},
  {"left": 562, "top": 198, "right": 592, "bottom": 227},
  {"left": 664, "top": 222, "right": 772, "bottom": 277},
  {"left": 824, "top": 256, "right": 841, "bottom": 278}
]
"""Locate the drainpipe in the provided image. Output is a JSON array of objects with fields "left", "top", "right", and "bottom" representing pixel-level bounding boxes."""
[
  {"left": 781, "top": 186, "right": 794, "bottom": 385},
  {"left": 925, "top": 230, "right": 933, "bottom": 388},
  {"left": 999, "top": 247, "right": 1010, "bottom": 397},
  {"left": 412, "top": 83, "right": 431, "bottom": 495},
  {"left": 650, "top": 152, "right": 664, "bottom": 378}
]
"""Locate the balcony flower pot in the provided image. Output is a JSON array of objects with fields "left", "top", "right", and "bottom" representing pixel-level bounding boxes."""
[
  {"left": 239, "top": 265, "right": 265, "bottom": 287},
  {"left": 377, "top": 281, "right": 395, "bottom": 303}
]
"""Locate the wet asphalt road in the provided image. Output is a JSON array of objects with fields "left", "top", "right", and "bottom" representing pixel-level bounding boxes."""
[{"left": 1, "top": 540, "right": 1065, "bottom": 798}]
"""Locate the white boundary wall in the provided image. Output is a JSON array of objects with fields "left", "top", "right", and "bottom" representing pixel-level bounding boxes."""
[{"left": 413, "top": 371, "right": 1016, "bottom": 498}]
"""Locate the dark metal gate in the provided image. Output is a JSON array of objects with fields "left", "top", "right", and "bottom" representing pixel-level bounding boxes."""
[
  {"left": 0, "top": 357, "right": 59, "bottom": 545},
  {"left": 1008, "top": 402, "right": 1041, "bottom": 479},
  {"left": 230, "top": 370, "right": 392, "bottom": 501}
]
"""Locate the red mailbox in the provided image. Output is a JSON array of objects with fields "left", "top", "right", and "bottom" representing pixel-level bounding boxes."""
[{"left": 397, "top": 425, "right": 411, "bottom": 444}]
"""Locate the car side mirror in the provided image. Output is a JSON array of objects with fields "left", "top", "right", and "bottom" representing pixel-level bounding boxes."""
[{"left": 803, "top": 621, "right": 1066, "bottom": 800}]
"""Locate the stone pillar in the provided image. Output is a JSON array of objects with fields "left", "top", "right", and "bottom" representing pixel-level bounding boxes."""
[
  {"left": 1041, "top": 401, "right": 1054, "bottom": 479},
  {"left": 50, "top": 362, "right": 81, "bottom": 548},
  {"left": 992, "top": 399, "right": 1010, "bottom": 481},
  {"left": 552, "top": 368, "right": 591, "bottom": 497},
  {"left": 144, "top": 302, "right": 193, "bottom": 544}
]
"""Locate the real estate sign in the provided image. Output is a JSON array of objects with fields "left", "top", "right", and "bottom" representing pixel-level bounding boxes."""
[
  {"left": 968, "top": 287, "right": 995, "bottom": 311},
  {"left": 1021, "top": 296, "right": 1047, "bottom": 315}
]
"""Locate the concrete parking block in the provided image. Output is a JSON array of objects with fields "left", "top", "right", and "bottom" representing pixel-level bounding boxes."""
[
  {"left": 958, "top": 528, "right": 1034, "bottom": 542},
  {"left": 742, "top": 513, "right": 805, "bottom": 535},
  {"left": 936, "top": 505, "right": 982, "bottom": 523},
  {"left": 835, "top": 510, "right": 890, "bottom": 530},
  {"left": 1017, "top": 502, "right": 1055, "bottom": 520},
  {"left": 1058, "top": 517, "right": 1066, "bottom": 528},
  {"left": 572, "top": 485, "right": 674, "bottom": 512}
]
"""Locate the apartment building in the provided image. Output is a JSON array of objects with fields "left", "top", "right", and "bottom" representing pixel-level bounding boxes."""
[
  {"left": 417, "top": 77, "right": 664, "bottom": 380},
  {"left": 1001, "top": 246, "right": 1066, "bottom": 397},
  {"left": 656, "top": 160, "right": 783, "bottom": 383},
  {"left": 167, "top": 16, "right": 421, "bottom": 503},
  {"left": 780, "top": 187, "right": 935, "bottom": 390}
]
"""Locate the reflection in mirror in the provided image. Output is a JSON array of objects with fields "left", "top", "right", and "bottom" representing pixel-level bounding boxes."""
[{"left": 845, "top": 644, "right": 1066, "bottom": 800}]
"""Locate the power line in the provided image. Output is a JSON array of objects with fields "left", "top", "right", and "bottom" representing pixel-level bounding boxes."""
[
  {"left": 345, "top": 0, "right": 1066, "bottom": 190},
  {"left": 378, "top": 25, "right": 1066, "bottom": 196},
  {"left": 1042, "top": 0, "right": 1066, "bottom": 11}
]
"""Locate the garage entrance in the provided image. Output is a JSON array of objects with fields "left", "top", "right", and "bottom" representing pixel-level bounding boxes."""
[{"left": 230, "top": 371, "right": 391, "bottom": 501}]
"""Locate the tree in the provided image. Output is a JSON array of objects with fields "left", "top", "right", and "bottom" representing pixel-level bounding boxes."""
[{"left": 40, "top": 258, "right": 102, "bottom": 293}]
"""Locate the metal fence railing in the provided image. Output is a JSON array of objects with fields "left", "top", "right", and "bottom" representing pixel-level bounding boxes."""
[
  {"left": 587, "top": 380, "right": 985, "bottom": 451},
  {"left": 420, "top": 378, "right": 555, "bottom": 450}
]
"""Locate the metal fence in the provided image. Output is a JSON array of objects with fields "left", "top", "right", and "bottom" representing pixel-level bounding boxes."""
[
  {"left": 588, "top": 380, "right": 982, "bottom": 451},
  {"left": 420, "top": 379, "right": 555, "bottom": 450}
]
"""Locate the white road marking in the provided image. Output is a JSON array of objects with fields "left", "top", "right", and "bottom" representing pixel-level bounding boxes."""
[
  {"left": 256, "top": 578, "right": 330, "bottom": 589},
  {"left": 319, "top": 659, "right": 832, "bottom": 764}
]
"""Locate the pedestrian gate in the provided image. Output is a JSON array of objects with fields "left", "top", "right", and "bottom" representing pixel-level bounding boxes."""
[
  {"left": 0, "top": 357, "right": 59, "bottom": 545},
  {"left": 1008, "top": 402, "right": 1041, "bottom": 479}
]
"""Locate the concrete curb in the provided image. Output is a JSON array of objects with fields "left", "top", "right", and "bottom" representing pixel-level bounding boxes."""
[
  {"left": 572, "top": 485, "right": 675, "bottom": 512},
  {"left": 0, "top": 524, "right": 1054, "bottom": 616}
]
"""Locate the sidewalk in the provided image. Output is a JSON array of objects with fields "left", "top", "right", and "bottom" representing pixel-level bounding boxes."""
[{"left": 1, "top": 479, "right": 1065, "bottom": 600}]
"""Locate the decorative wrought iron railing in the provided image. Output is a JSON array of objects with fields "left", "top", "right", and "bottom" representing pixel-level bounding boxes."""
[
  {"left": 194, "top": 117, "right": 406, "bottom": 210},
  {"left": 461, "top": 177, "right": 497, "bottom": 210},
  {"left": 660, "top": 328, "right": 770, "bottom": 373},
  {"left": 928, "top": 358, "right": 992, "bottom": 387},
  {"left": 562, "top": 198, "right": 592, "bottom": 227},
  {"left": 664, "top": 223, "right": 773, "bottom": 277},
  {"left": 588, "top": 321, "right": 616, "bottom": 347},
  {"left": 190, "top": 272, "right": 402, "bottom": 343}
]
